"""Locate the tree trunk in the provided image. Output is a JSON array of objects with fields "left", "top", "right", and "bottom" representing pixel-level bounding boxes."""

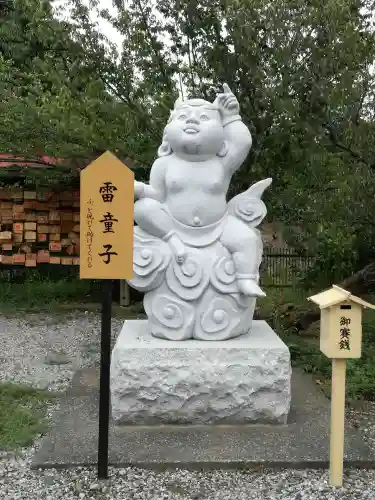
[{"left": 295, "top": 260, "right": 375, "bottom": 333}]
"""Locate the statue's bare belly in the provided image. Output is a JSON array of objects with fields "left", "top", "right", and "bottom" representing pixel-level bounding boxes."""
[{"left": 164, "top": 159, "right": 229, "bottom": 226}]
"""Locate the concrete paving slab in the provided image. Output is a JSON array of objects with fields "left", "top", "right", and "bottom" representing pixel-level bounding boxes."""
[{"left": 32, "top": 367, "right": 375, "bottom": 470}]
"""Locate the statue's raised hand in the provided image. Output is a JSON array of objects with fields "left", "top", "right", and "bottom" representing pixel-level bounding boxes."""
[{"left": 215, "top": 83, "right": 240, "bottom": 118}]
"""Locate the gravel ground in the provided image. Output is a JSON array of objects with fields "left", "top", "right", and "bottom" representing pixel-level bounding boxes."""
[
  {"left": 0, "top": 312, "right": 124, "bottom": 391},
  {"left": 1, "top": 311, "right": 375, "bottom": 499}
]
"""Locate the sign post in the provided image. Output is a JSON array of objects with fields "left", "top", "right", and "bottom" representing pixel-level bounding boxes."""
[
  {"left": 308, "top": 285, "right": 375, "bottom": 487},
  {"left": 80, "top": 151, "right": 134, "bottom": 479}
]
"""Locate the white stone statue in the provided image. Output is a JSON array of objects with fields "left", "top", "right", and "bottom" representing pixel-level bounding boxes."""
[{"left": 128, "top": 84, "right": 272, "bottom": 340}]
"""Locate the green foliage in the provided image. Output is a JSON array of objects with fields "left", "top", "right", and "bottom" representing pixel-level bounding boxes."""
[
  {"left": 2, "top": 0, "right": 375, "bottom": 277},
  {"left": 68, "top": 0, "right": 375, "bottom": 279},
  {"left": 0, "top": 270, "right": 97, "bottom": 311},
  {"left": 0, "top": 383, "right": 52, "bottom": 450},
  {"left": 0, "top": 0, "right": 155, "bottom": 186}
]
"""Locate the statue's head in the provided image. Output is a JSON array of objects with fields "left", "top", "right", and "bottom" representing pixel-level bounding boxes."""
[{"left": 158, "top": 97, "right": 228, "bottom": 160}]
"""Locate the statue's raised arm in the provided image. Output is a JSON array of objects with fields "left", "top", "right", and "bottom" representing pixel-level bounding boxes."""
[{"left": 214, "top": 83, "right": 252, "bottom": 173}]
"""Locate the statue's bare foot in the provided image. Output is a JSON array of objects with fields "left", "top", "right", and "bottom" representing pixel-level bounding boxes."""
[
  {"left": 237, "top": 279, "right": 266, "bottom": 297},
  {"left": 168, "top": 234, "right": 187, "bottom": 265}
]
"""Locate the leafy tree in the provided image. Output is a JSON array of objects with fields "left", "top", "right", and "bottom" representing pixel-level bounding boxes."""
[
  {"left": 0, "top": 0, "right": 156, "bottom": 186},
  {"left": 3, "top": 0, "right": 375, "bottom": 291},
  {"left": 73, "top": 0, "right": 375, "bottom": 283}
]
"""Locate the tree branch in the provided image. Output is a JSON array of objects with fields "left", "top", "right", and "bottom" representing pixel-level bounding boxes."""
[
  {"left": 134, "top": 0, "right": 173, "bottom": 92},
  {"left": 324, "top": 122, "right": 370, "bottom": 165}
]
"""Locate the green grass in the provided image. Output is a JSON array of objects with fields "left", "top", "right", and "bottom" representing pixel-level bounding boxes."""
[
  {"left": 259, "top": 286, "right": 375, "bottom": 401},
  {"left": 0, "top": 383, "right": 53, "bottom": 450},
  {"left": 0, "top": 272, "right": 98, "bottom": 312}
]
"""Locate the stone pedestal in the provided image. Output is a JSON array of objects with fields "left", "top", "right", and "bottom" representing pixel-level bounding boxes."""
[{"left": 110, "top": 320, "right": 291, "bottom": 425}]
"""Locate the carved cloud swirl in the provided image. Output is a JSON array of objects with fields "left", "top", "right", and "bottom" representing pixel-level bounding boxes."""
[
  {"left": 166, "top": 255, "right": 209, "bottom": 301},
  {"left": 129, "top": 230, "right": 171, "bottom": 292},
  {"left": 195, "top": 297, "right": 241, "bottom": 341},
  {"left": 230, "top": 197, "right": 266, "bottom": 227},
  {"left": 144, "top": 293, "right": 195, "bottom": 340},
  {"left": 210, "top": 256, "right": 238, "bottom": 295}
]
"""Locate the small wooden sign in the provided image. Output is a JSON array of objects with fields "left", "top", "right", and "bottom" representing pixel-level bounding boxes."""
[
  {"left": 24, "top": 231, "right": 36, "bottom": 241},
  {"left": 2, "top": 210, "right": 13, "bottom": 220},
  {"left": 50, "top": 233, "right": 61, "bottom": 242},
  {"left": 11, "top": 190, "right": 23, "bottom": 201},
  {"left": 61, "top": 257, "right": 73, "bottom": 265},
  {"left": 25, "top": 213, "right": 37, "bottom": 222},
  {"left": 38, "top": 233, "right": 48, "bottom": 242},
  {"left": 80, "top": 151, "right": 134, "bottom": 280},
  {"left": 37, "top": 250, "right": 50, "bottom": 263},
  {"left": 308, "top": 285, "right": 375, "bottom": 487},
  {"left": 13, "top": 233, "right": 23, "bottom": 243},
  {"left": 49, "top": 242, "right": 62, "bottom": 252},
  {"left": 13, "top": 204, "right": 24, "bottom": 214},
  {"left": 0, "top": 231, "right": 12, "bottom": 240},
  {"left": 25, "top": 253, "right": 37, "bottom": 267},
  {"left": 37, "top": 213, "right": 49, "bottom": 223},
  {"left": 24, "top": 191, "right": 37, "bottom": 200},
  {"left": 13, "top": 223, "right": 23, "bottom": 234},
  {"left": 13, "top": 253, "right": 26, "bottom": 264},
  {"left": 24, "top": 222, "right": 37, "bottom": 231},
  {"left": 13, "top": 212, "right": 24, "bottom": 221},
  {"left": 49, "top": 211, "right": 60, "bottom": 222}
]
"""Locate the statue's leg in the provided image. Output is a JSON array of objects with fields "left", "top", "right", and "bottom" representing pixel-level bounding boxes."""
[
  {"left": 134, "top": 198, "right": 186, "bottom": 263},
  {"left": 220, "top": 216, "right": 265, "bottom": 297}
]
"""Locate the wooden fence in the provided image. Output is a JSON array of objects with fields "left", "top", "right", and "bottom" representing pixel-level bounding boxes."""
[
  {"left": 0, "top": 246, "right": 315, "bottom": 287},
  {"left": 260, "top": 247, "right": 315, "bottom": 287}
]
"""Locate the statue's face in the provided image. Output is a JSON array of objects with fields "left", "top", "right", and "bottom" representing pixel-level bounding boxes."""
[{"left": 164, "top": 100, "right": 225, "bottom": 158}]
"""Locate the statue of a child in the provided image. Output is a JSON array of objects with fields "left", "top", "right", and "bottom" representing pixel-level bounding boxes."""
[{"left": 133, "top": 84, "right": 265, "bottom": 297}]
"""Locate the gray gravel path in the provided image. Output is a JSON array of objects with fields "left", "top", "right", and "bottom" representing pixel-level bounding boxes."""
[
  {"left": 1, "top": 311, "right": 375, "bottom": 499},
  {"left": 0, "top": 312, "right": 124, "bottom": 391}
]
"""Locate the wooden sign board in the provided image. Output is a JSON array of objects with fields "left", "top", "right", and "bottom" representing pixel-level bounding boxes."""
[{"left": 80, "top": 151, "right": 134, "bottom": 280}]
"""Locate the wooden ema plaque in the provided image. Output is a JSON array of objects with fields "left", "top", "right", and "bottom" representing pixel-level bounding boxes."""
[
  {"left": 0, "top": 187, "right": 81, "bottom": 266},
  {"left": 80, "top": 151, "right": 134, "bottom": 280}
]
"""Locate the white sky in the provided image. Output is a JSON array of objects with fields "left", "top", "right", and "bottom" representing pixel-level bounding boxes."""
[{"left": 54, "top": 0, "right": 125, "bottom": 51}]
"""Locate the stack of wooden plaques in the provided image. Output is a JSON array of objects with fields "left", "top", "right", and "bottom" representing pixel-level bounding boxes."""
[{"left": 0, "top": 189, "right": 80, "bottom": 266}]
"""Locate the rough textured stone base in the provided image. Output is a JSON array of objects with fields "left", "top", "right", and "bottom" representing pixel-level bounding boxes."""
[
  {"left": 110, "top": 320, "right": 291, "bottom": 424},
  {"left": 32, "top": 367, "right": 375, "bottom": 470}
]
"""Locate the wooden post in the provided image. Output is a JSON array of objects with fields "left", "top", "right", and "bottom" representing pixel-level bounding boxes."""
[
  {"left": 119, "top": 280, "right": 130, "bottom": 306},
  {"left": 330, "top": 358, "right": 347, "bottom": 487}
]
